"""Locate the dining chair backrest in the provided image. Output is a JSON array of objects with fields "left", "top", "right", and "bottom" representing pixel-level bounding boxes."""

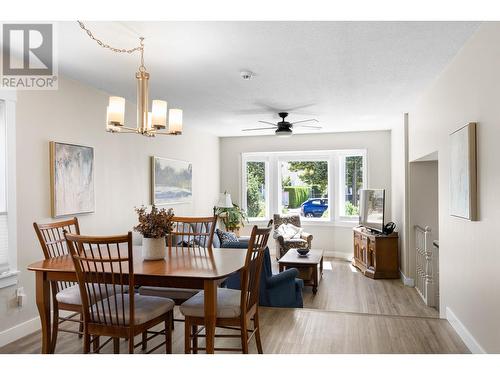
[
  {"left": 168, "top": 216, "right": 217, "bottom": 251},
  {"left": 65, "top": 232, "right": 134, "bottom": 328},
  {"left": 33, "top": 217, "right": 81, "bottom": 293},
  {"left": 241, "top": 221, "right": 273, "bottom": 314}
]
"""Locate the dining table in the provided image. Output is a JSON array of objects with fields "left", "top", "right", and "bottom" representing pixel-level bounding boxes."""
[{"left": 27, "top": 245, "right": 248, "bottom": 354}]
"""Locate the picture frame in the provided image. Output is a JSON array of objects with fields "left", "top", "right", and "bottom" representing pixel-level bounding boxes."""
[
  {"left": 151, "top": 156, "right": 193, "bottom": 205},
  {"left": 449, "top": 122, "right": 477, "bottom": 221},
  {"left": 50, "top": 141, "right": 95, "bottom": 218}
]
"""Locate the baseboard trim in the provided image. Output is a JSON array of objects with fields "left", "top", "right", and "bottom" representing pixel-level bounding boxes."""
[
  {"left": 400, "top": 270, "right": 415, "bottom": 287},
  {"left": 0, "top": 310, "right": 75, "bottom": 348},
  {"left": 0, "top": 316, "right": 40, "bottom": 348},
  {"left": 446, "top": 307, "right": 486, "bottom": 354}
]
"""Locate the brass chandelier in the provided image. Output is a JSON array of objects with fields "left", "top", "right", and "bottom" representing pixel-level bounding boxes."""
[{"left": 78, "top": 21, "right": 182, "bottom": 137}]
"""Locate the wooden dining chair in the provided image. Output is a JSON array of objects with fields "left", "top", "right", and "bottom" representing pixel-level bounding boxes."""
[
  {"left": 33, "top": 217, "right": 84, "bottom": 352},
  {"left": 139, "top": 216, "right": 218, "bottom": 305},
  {"left": 65, "top": 232, "right": 174, "bottom": 354},
  {"left": 180, "top": 221, "right": 273, "bottom": 354}
]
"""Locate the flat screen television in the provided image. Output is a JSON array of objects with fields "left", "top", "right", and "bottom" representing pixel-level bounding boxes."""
[{"left": 359, "top": 189, "right": 385, "bottom": 233}]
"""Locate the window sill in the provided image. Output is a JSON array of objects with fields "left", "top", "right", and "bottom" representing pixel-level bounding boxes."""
[
  {"left": 247, "top": 218, "right": 358, "bottom": 228},
  {"left": 0, "top": 270, "right": 20, "bottom": 289}
]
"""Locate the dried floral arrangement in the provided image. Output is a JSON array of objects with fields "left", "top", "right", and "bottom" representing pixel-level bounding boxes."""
[{"left": 134, "top": 205, "right": 175, "bottom": 239}]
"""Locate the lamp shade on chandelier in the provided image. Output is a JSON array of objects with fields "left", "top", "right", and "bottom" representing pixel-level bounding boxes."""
[{"left": 78, "top": 21, "right": 182, "bottom": 137}]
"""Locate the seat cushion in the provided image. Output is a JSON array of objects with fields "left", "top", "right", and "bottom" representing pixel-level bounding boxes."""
[
  {"left": 138, "top": 286, "right": 199, "bottom": 302},
  {"left": 56, "top": 284, "right": 128, "bottom": 306},
  {"left": 180, "top": 288, "right": 241, "bottom": 318},
  {"left": 90, "top": 294, "right": 174, "bottom": 325}
]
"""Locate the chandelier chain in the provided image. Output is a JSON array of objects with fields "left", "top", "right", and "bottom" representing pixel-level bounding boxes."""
[{"left": 77, "top": 21, "right": 144, "bottom": 55}]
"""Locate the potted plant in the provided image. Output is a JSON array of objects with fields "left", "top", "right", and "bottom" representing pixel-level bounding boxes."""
[
  {"left": 134, "top": 205, "right": 174, "bottom": 260},
  {"left": 215, "top": 203, "right": 248, "bottom": 236}
]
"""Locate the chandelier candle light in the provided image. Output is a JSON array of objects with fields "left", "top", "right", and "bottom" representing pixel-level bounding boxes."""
[{"left": 78, "top": 21, "right": 183, "bottom": 137}]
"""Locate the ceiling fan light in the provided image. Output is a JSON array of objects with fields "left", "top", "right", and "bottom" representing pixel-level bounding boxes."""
[
  {"left": 169, "top": 109, "right": 183, "bottom": 135},
  {"left": 152, "top": 100, "right": 167, "bottom": 129},
  {"left": 275, "top": 128, "right": 292, "bottom": 138}
]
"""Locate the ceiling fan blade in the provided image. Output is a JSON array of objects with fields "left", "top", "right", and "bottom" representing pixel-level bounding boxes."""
[
  {"left": 291, "top": 119, "right": 319, "bottom": 125},
  {"left": 294, "top": 124, "right": 322, "bottom": 129},
  {"left": 258, "top": 121, "right": 278, "bottom": 126},
  {"left": 242, "top": 127, "right": 277, "bottom": 131}
]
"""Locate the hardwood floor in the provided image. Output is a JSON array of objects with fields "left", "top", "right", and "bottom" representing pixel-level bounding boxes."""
[
  {"left": 0, "top": 307, "right": 468, "bottom": 354},
  {"left": 0, "top": 257, "right": 467, "bottom": 354},
  {"left": 299, "top": 258, "right": 439, "bottom": 318}
]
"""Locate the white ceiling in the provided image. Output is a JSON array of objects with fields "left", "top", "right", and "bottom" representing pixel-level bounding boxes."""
[{"left": 55, "top": 21, "right": 480, "bottom": 136}]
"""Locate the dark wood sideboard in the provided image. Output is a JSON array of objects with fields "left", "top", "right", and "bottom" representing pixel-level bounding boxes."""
[{"left": 352, "top": 226, "right": 399, "bottom": 279}]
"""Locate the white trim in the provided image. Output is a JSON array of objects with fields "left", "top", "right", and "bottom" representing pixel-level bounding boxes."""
[
  {"left": 0, "top": 310, "right": 76, "bottom": 348},
  {"left": 0, "top": 316, "right": 40, "bottom": 348},
  {"left": 446, "top": 307, "right": 486, "bottom": 354},
  {"left": 400, "top": 270, "right": 415, "bottom": 287},
  {"left": 0, "top": 270, "right": 19, "bottom": 289}
]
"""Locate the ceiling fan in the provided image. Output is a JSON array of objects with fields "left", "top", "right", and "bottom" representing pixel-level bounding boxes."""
[{"left": 242, "top": 112, "right": 322, "bottom": 137}]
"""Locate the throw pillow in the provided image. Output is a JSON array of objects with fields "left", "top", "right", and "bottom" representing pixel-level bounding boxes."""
[
  {"left": 275, "top": 223, "right": 301, "bottom": 240},
  {"left": 216, "top": 229, "right": 239, "bottom": 246}
]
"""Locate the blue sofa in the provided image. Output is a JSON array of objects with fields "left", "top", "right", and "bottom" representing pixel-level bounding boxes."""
[{"left": 213, "top": 234, "right": 303, "bottom": 308}]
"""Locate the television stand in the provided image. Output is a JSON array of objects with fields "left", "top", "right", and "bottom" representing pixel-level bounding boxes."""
[{"left": 353, "top": 226, "right": 399, "bottom": 279}]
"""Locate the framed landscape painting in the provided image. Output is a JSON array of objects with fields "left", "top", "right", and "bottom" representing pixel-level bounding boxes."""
[
  {"left": 450, "top": 122, "right": 477, "bottom": 221},
  {"left": 151, "top": 156, "right": 193, "bottom": 205},
  {"left": 50, "top": 142, "right": 95, "bottom": 218}
]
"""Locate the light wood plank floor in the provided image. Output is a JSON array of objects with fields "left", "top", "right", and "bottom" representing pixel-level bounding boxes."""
[
  {"left": 0, "top": 257, "right": 466, "bottom": 354},
  {"left": 298, "top": 258, "right": 439, "bottom": 318},
  {"left": 0, "top": 307, "right": 468, "bottom": 354}
]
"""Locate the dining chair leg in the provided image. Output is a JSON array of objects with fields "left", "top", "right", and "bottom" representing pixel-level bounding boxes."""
[
  {"left": 254, "top": 314, "right": 263, "bottom": 354},
  {"left": 141, "top": 332, "right": 147, "bottom": 351},
  {"left": 240, "top": 319, "right": 249, "bottom": 354},
  {"left": 128, "top": 334, "right": 135, "bottom": 354},
  {"left": 165, "top": 312, "right": 172, "bottom": 354},
  {"left": 50, "top": 305, "right": 59, "bottom": 353},
  {"left": 78, "top": 313, "right": 84, "bottom": 338},
  {"left": 184, "top": 317, "right": 191, "bottom": 354},
  {"left": 171, "top": 312, "right": 175, "bottom": 331},
  {"left": 113, "top": 338, "right": 120, "bottom": 354},
  {"left": 83, "top": 332, "right": 90, "bottom": 354},
  {"left": 192, "top": 325, "right": 198, "bottom": 354},
  {"left": 92, "top": 335, "right": 100, "bottom": 353}
]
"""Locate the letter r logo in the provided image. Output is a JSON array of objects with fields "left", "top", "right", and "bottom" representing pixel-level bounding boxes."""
[{"left": 2, "top": 24, "right": 53, "bottom": 76}]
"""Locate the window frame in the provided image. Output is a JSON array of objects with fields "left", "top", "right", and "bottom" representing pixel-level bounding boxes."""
[
  {"left": 338, "top": 150, "right": 368, "bottom": 222},
  {"left": 0, "top": 92, "right": 19, "bottom": 289},
  {"left": 240, "top": 149, "right": 367, "bottom": 225},
  {"left": 277, "top": 153, "right": 332, "bottom": 222},
  {"left": 241, "top": 154, "right": 271, "bottom": 221}
]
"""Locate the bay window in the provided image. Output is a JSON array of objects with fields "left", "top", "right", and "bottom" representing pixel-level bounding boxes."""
[{"left": 241, "top": 150, "right": 366, "bottom": 224}]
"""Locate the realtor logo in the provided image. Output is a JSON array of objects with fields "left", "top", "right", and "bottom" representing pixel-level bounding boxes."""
[{"left": 1, "top": 23, "right": 58, "bottom": 89}]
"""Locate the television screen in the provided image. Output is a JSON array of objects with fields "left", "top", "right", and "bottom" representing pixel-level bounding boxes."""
[{"left": 359, "top": 189, "right": 385, "bottom": 232}]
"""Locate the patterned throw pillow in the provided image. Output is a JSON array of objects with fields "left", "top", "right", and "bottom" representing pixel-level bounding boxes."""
[{"left": 216, "top": 229, "right": 239, "bottom": 246}]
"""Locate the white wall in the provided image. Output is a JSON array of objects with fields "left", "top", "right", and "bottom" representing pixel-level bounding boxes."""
[
  {"left": 390, "top": 115, "right": 409, "bottom": 278},
  {"left": 0, "top": 76, "right": 220, "bottom": 338},
  {"left": 408, "top": 160, "right": 439, "bottom": 279},
  {"left": 219, "top": 131, "right": 392, "bottom": 259},
  {"left": 410, "top": 23, "right": 500, "bottom": 353}
]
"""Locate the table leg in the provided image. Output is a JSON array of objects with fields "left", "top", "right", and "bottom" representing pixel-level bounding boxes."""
[
  {"left": 312, "top": 266, "right": 318, "bottom": 295},
  {"left": 203, "top": 279, "right": 217, "bottom": 354},
  {"left": 320, "top": 256, "right": 324, "bottom": 277},
  {"left": 35, "top": 271, "right": 52, "bottom": 354}
]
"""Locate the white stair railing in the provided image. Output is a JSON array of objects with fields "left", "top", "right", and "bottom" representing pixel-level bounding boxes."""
[{"left": 414, "top": 225, "right": 438, "bottom": 308}]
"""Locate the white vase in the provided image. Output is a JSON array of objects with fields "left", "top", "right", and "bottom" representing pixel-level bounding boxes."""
[{"left": 142, "top": 237, "right": 166, "bottom": 260}]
